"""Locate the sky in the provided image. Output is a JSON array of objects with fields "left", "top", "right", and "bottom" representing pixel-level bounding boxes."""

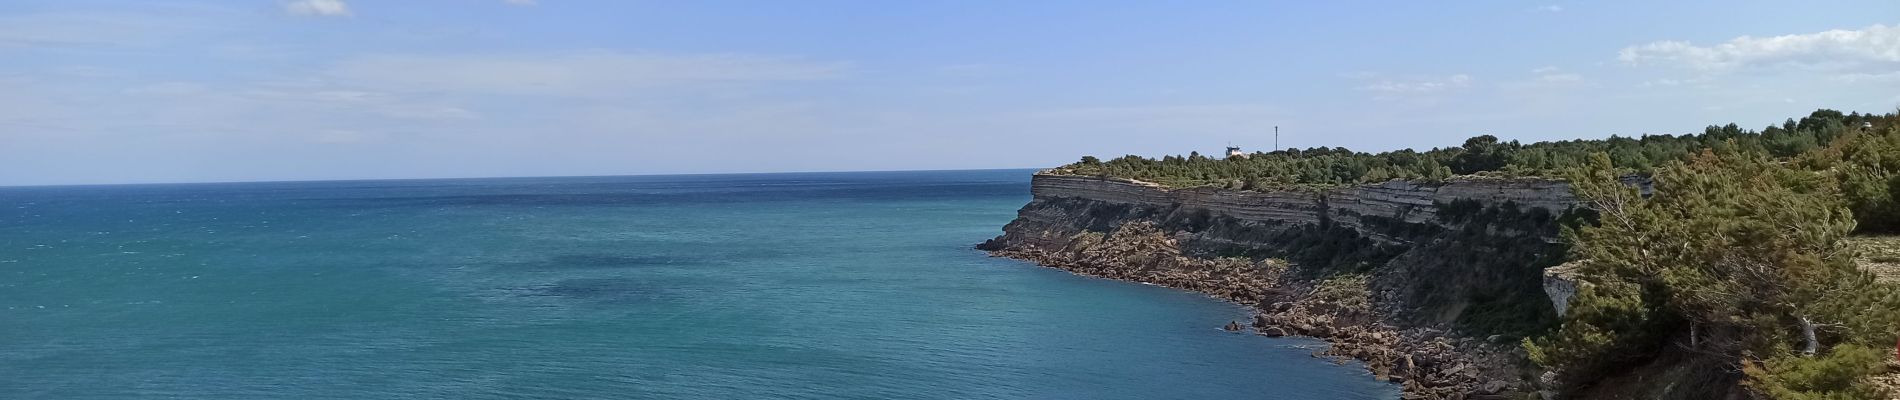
[{"left": 2, "top": 1, "right": 1898, "bottom": 185}]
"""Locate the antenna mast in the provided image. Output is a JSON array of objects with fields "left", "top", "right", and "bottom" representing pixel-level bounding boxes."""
[{"left": 1274, "top": 126, "right": 1279, "bottom": 151}]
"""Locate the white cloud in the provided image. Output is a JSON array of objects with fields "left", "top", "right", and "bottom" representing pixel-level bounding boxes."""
[
  {"left": 1537, "top": 5, "right": 1563, "bottom": 12},
  {"left": 1499, "top": 67, "right": 1587, "bottom": 91},
  {"left": 1635, "top": 76, "right": 1715, "bottom": 88},
  {"left": 503, "top": 0, "right": 538, "bottom": 5},
  {"left": 285, "top": 0, "right": 351, "bottom": 17},
  {"left": 1357, "top": 74, "right": 1472, "bottom": 95},
  {"left": 1532, "top": 67, "right": 1582, "bottom": 83},
  {"left": 1836, "top": 71, "right": 1900, "bottom": 83},
  {"left": 1640, "top": 78, "right": 1682, "bottom": 87},
  {"left": 1537, "top": 73, "right": 1582, "bottom": 83},
  {"left": 324, "top": 51, "right": 850, "bottom": 96},
  {"left": 1619, "top": 23, "right": 1900, "bottom": 72}
]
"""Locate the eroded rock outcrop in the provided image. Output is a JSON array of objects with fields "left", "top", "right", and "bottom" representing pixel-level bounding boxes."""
[{"left": 1543, "top": 262, "right": 1584, "bottom": 318}]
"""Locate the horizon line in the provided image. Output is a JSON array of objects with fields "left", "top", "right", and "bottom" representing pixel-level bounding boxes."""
[{"left": 0, "top": 167, "right": 1051, "bottom": 189}]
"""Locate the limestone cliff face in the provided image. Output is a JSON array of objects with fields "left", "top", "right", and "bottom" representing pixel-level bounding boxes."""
[
  {"left": 1015, "top": 173, "right": 1580, "bottom": 238},
  {"left": 981, "top": 171, "right": 1601, "bottom": 399}
]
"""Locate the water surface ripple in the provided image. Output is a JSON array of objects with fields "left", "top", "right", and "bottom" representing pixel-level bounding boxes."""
[{"left": 0, "top": 170, "right": 1396, "bottom": 399}]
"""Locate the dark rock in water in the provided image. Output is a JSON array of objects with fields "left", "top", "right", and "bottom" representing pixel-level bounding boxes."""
[{"left": 1224, "top": 320, "right": 1242, "bottom": 332}]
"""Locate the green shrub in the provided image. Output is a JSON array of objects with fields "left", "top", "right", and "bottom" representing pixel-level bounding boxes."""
[{"left": 1530, "top": 150, "right": 1900, "bottom": 399}]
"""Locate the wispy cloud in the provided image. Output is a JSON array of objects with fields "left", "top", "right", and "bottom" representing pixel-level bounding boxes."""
[
  {"left": 935, "top": 63, "right": 1003, "bottom": 78},
  {"left": 0, "top": 12, "right": 206, "bottom": 48},
  {"left": 1641, "top": 78, "right": 1683, "bottom": 87},
  {"left": 1019, "top": 104, "right": 1286, "bottom": 142},
  {"left": 1532, "top": 67, "right": 1581, "bottom": 83},
  {"left": 244, "top": 87, "right": 482, "bottom": 121},
  {"left": 0, "top": 49, "right": 850, "bottom": 156},
  {"left": 1536, "top": 5, "right": 1564, "bottom": 12},
  {"left": 312, "top": 129, "right": 379, "bottom": 144},
  {"left": 1618, "top": 23, "right": 1900, "bottom": 72},
  {"left": 1028, "top": 104, "right": 1280, "bottom": 122},
  {"left": 285, "top": 0, "right": 351, "bottom": 17},
  {"left": 324, "top": 51, "right": 851, "bottom": 97},
  {"left": 1635, "top": 76, "right": 1713, "bottom": 88},
  {"left": 122, "top": 82, "right": 210, "bottom": 96},
  {"left": 1357, "top": 74, "right": 1473, "bottom": 96},
  {"left": 1836, "top": 71, "right": 1900, "bottom": 83},
  {"left": 1536, "top": 73, "right": 1581, "bottom": 83},
  {"left": 1499, "top": 67, "right": 1587, "bottom": 91}
]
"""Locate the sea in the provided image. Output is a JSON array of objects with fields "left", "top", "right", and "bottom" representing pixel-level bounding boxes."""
[{"left": 0, "top": 169, "right": 1397, "bottom": 399}]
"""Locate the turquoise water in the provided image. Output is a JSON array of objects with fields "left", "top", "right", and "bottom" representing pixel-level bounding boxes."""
[{"left": 0, "top": 170, "right": 1396, "bottom": 399}]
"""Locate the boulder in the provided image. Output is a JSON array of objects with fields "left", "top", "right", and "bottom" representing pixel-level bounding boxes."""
[{"left": 1480, "top": 380, "right": 1510, "bottom": 394}]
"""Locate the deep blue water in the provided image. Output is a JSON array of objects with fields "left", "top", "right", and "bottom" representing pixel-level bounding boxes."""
[{"left": 0, "top": 169, "right": 1396, "bottom": 399}]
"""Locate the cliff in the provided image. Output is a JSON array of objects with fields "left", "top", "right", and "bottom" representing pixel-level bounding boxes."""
[
  {"left": 981, "top": 172, "right": 1595, "bottom": 399},
  {"left": 1002, "top": 173, "right": 1581, "bottom": 241}
]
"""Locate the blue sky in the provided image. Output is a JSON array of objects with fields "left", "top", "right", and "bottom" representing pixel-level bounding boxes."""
[{"left": 2, "top": 1, "right": 1898, "bottom": 185}]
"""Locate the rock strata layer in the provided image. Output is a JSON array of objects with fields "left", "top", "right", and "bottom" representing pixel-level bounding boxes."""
[{"left": 1022, "top": 174, "right": 1580, "bottom": 242}]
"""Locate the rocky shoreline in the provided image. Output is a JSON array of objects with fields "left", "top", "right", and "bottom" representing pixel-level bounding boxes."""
[
  {"left": 984, "top": 222, "right": 1529, "bottom": 399},
  {"left": 972, "top": 172, "right": 1608, "bottom": 398}
]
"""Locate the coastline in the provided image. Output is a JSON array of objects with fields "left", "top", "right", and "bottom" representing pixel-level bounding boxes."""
[
  {"left": 976, "top": 172, "right": 1580, "bottom": 399},
  {"left": 984, "top": 235, "right": 1525, "bottom": 400}
]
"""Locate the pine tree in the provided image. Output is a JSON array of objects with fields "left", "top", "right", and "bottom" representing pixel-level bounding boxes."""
[{"left": 1530, "top": 149, "right": 1900, "bottom": 398}]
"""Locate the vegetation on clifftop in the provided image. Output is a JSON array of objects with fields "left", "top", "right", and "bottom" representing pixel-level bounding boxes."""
[{"left": 1054, "top": 109, "right": 1894, "bottom": 190}]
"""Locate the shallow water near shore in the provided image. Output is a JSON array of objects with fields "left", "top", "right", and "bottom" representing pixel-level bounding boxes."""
[{"left": 0, "top": 169, "right": 1397, "bottom": 399}]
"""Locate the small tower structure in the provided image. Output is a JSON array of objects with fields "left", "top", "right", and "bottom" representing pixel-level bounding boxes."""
[{"left": 1225, "top": 146, "right": 1246, "bottom": 159}]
